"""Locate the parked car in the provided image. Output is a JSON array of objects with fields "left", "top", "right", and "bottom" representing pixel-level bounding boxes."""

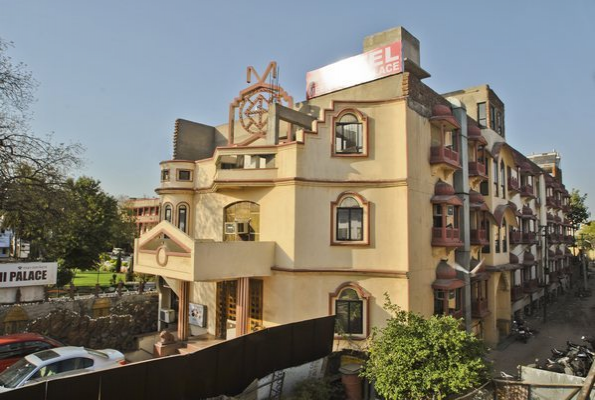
[
  {"left": 0, "top": 346, "right": 125, "bottom": 391},
  {"left": 0, "top": 333, "right": 63, "bottom": 372}
]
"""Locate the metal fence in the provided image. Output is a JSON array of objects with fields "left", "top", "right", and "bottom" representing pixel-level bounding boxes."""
[{"left": 0, "top": 315, "right": 335, "bottom": 400}]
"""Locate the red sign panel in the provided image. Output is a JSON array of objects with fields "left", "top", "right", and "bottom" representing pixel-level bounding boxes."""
[{"left": 306, "top": 41, "right": 402, "bottom": 99}]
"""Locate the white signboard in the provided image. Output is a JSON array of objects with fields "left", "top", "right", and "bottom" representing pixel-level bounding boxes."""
[
  {"left": 0, "top": 232, "right": 10, "bottom": 248},
  {"left": 189, "top": 303, "right": 206, "bottom": 328},
  {"left": 0, "top": 262, "right": 57, "bottom": 288}
]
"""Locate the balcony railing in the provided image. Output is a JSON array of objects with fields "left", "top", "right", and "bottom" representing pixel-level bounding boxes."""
[
  {"left": 430, "top": 146, "right": 460, "bottom": 170},
  {"left": 521, "top": 232, "right": 537, "bottom": 244},
  {"left": 471, "top": 298, "right": 490, "bottom": 318},
  {"left": 508, "top": 176, "right": 520, "bottom": 192},
  {"left": 214, "top": 168, "right": 279, "bottom": 185},
  {"left": 520, "top": 184, "right": 534, "bottom": 198},
  {"left": 135, "top": 232, "right": 276, "bottom": 282},
  {"left": 432, "top": 227, "right": 463, "bottom": 248},
  {"left": 523, "top": 279, "right": 539, "bottom": 293},
  {"left": 470, "top": 229, "right": 487, "bottom": 245},
  {"left": 509, "top": 231, "right": 521, "bottom": 245},
  {"left": 549, "top": 271, "right": 559, "bottom": 281},
  {"left": 468, "top": 161, "right": 487, "bottom": 178},
  {"left": 548, "top": 233, "right": 560, "bottom": 244},
  {"left": 511, "top": 286, "right": 525, "bottom": 302}
]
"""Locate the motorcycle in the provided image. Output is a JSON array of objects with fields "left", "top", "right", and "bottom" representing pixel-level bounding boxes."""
[
  {"left": 582, "top": 335, "right": 595, "bottom": 351},
  {"left": 546, "top": 340, "right": 594, "bottom": 376},
  {"left": 512, "top": 320, "right": 536, "bottom": 343}
]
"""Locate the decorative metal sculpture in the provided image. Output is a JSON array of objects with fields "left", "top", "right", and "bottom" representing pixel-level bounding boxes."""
[{"left": 229, "top": 62, "right": 293, "bottom": 145}]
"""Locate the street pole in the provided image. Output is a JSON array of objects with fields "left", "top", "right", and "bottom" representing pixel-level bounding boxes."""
[{"left": 541, "top": 225, "right": 549, "bottom": 323}]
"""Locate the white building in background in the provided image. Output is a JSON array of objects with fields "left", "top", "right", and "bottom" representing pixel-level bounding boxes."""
[{"left": 0, "top": 229, "right": 11, "bottom": 259}]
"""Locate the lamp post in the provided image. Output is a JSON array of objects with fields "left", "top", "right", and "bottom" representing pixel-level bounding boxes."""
[
  {"left": 580, "top": 235, "right": 592, "bottom": 291},
  {"left": 540, "top": 225, "right": 549, "bottom": 323}
]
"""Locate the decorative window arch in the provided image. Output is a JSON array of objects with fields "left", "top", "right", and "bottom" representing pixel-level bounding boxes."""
[
  {"left": 224, "top": 201, "right": 260, "bottom": 242},
  {"left": 329, "top": 282, "right": 371, "bottom": 339},
  {"left": 499, "top": 160, "right": 506, "bottom": 199},
  {"left": 163, "top": 203, "right": 173, "bottom": 224},
  {"left": 332, "top": 109, "right": 368, "bottom": 157},
  {"left": 177, "top": 203, "right": 189, "bottom": 233},
  {"left": 331, "top": 192, "right": 370, "bottom": 246}
]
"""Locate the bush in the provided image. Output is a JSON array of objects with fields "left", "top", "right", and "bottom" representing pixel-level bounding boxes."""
[
  {"left": 56, "top": 266, "right": 75, "bottom": 287},
  {"left": 361, "top": 294, "right": 490, "bottom": 400},
  {"left": 286, "top": 378, "right": 332, "bottom": 400}
]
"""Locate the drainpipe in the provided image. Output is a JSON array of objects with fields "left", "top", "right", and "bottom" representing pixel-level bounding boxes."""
[{"left": 449, "top": 98, "right": 472, "bottom": 333}]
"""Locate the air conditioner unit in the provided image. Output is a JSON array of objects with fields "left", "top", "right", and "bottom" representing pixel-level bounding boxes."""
[
  {"left": 224, "top": 222, "right": 237, "bottom": 235},
  {"left": 224, "top": 221, "right": 250, "bottom": 235},
  {"left": 236, "top": 222, "right": 249, "bottom": 234},
  {"left": 160, "top": 309, "right": 176, "bottom": 323}
]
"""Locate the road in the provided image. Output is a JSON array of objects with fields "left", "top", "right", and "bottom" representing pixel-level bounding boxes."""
[{"left": 489, "top": 276, "right": 595, "bottom": 377}]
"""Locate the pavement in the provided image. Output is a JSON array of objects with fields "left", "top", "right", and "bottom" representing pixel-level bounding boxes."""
[{"left": 489, "top": 274, "right": 595, "bottom": 377}]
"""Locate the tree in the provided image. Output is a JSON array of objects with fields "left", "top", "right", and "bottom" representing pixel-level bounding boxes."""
[
  {"left": 361, "top": 295, "right": 490, "bottom": 400},
  {"left": 51, "top": 177, "right": 124, "bottom": 269},
  {"left": 0, "top": 37, "right": 82, "bottom": 226},
  {"left": 568, "top": 189, "right": 590, "bottom": 232}
]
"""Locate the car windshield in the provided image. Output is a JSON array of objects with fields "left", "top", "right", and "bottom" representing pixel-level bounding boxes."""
[{"left": 0, "top": 358, "right": 37, "bottom": 388}]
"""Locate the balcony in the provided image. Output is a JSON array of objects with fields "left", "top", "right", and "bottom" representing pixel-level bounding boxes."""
[
  {"left": 520, "top": 184, "right": 535, "bottom": 198},
  {"left": 137, "top": 215, "right": 160, "bottom": 224},
  {"left": 511, "top": 286, "right": 525, "bottom": 302},
  {"left": 214, "top": 167, "right": 279, "bottom": 187},
  {"left": 508, "top": 176, "right": 520, "bottom": 192},
  {"left": 134, "top": 222, "right": 275, "bottom": 281},
  {"left": 549, "top": 233, "right": 560, "bottom": 244},
  {"left": 213, "top": 151, "right": 279, "bottom": 188},
  {"left": 430, "top": 146, "right": 460, "bottom": 170},
  {"left": 432, "top": 227, "right": 463, "bottom": 248},
  {"left": 521, "top": 232, "right": 538, "bottom": 244},
  {"left": 468, "top": 161, "right": 487, "bottom": 179},
  {"left": 509, "top": 231, "right": 521, "bottom": 245},
  {"left": 546, "top": 196, "right": 561, "bottom": 209},
  {"left": 549, "top": 271, "right": 559, "bottom": 281},
  {"left": 523, "top": 279, "right": 539, "bottom": 293},
  {"left": 470, "top": 229, "right": 488, "bottom": 246},
  {"left": 471, "top": 298, "right": 490, "bottom": 318}
]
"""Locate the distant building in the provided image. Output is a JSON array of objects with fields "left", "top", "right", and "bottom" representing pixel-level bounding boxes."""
[
  {"left": 125, "top": 198, "right": 161, "bottom": 237},
  {"left": 134, "top": 27, "right": 573, "bottom": 346},
  {"left": 0, "top": 229, "right": 12, "bottom": 260}
]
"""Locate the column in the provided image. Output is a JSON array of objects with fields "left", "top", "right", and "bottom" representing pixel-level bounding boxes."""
[
  {"left": 235, "top": 278, "right": 250, "bottom": 336},
  {"left": 178, "top": 281, "right": 189, "bottom": 341}
]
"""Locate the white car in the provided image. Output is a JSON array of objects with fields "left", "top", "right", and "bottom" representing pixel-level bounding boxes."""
[{"left": 0, "top": 346, "right": 125, "bottom": 391}]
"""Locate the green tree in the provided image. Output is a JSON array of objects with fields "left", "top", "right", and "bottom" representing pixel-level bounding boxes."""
[
  {"left": 53, "top": 177, "right": 122, "bottom": 269},
  {"left": 361, "top": 295, "right": 489, "bottom": 400},
  {"left": 568, "top": 189, "right": 590, "bottom": 231}
]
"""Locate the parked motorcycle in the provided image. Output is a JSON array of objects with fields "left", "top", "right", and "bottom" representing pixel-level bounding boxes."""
[
  {"left": 582, "top": 335, "right": 595, "bottom": 351},
  {"left": 512, "top": 320, "right": 536, "bottom": 343},
  {"left": 544, "top": 340, "right": 594, "bottom": 376}
]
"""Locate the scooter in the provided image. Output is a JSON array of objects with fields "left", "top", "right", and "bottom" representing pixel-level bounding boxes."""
[{"left": 512, "top": 320, "right": 535, "bottom": 343}]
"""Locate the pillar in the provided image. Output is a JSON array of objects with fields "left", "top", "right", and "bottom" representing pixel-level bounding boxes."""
[
  {"left": 178, "top": 281, "right": 190, "bottom": 341},
  {"left": 236, "top": 278, "right": 250, "bottom": 336}
]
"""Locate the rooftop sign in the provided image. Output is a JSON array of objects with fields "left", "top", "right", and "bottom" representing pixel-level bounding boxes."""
[{"left": 306, "top": 41, "right": 402, "bottom": 99}]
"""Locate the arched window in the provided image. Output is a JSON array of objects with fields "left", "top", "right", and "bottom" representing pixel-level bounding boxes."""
[
  {"left": 178, "top": 204, "right": 188, "bottom": 233},
  {"left": 330, "top": 283, "right": 371, "bottom": 338},
  {"left": 500, "top": 160, "right": 506, "bottom": 199},
  {"left": 163, "top": 204, "right": 172, "bottom": 223},
  {"left": 333, "top": 109, "right": 367, "bottom": 156},
  {"left": 224, "top": 201, "right": 260, "bottom": 242},
  {"left": 332, "top": 193, "right": 369, "bottom": 245}
]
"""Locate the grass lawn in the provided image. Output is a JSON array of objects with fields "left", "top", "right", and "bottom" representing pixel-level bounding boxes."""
[{"left": 72, "top": 271, "right": 127, "bottom": 287}]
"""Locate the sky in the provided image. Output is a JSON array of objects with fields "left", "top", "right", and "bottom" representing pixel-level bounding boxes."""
[{"left": 1, "top": 1, "right": 594, "bottom": 212}]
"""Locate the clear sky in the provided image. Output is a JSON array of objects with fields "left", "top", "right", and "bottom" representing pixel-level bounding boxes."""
[{"left": 1, "top": 1, "right": 594, "bottom": 213}]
